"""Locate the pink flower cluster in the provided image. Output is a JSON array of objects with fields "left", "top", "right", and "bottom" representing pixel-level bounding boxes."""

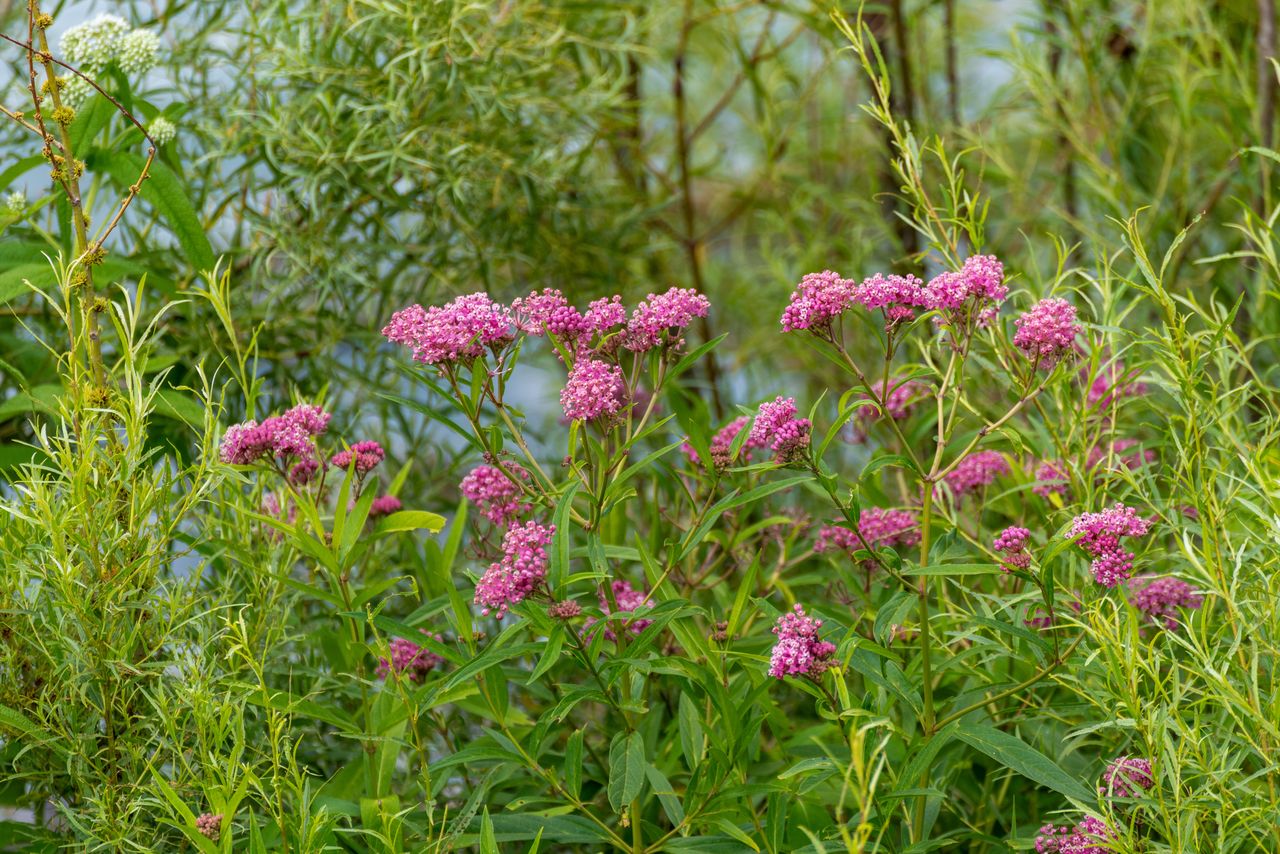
[
  {"left": 196, "top": 813, "right": 222, "bottom": 840},
  {"left": 781, "top": 270, "right": 856, "bottom": 332},
  {"left": 376, "top": 633, "right": 444, "bottom": 682},
  {"left": 994, "top": 526, "right": 1031, "bottom": 571},
  {"left": 1126, "top": 575, "right": 1202, "bottom": 631},
  {"left": 1069, "top": 504, "right": 1152, "bottom": 588},
  {"left": 220, "top": 403, "right": 331, "bottom": 465},
  {"left": 1099, "top": 756, "right": 1155, "bottom": 798},
  {"left": 382, "top": 293, "right": 514, "bottom": 365},
  {"left": 944, "top": 450, "right": 1010, "bottom": 496},
  {"left": 622, "top": 287, "right": 711, "bottom": 352},
  {"left": 851, "top": 379, "right": 930, "bottom": 442},
  {"left": 1034, "top": 816, "right": 1112, "bottom": 854},
  {"left": 560, "top": 358, "right": 628, "bottom": 422},
  {"left": 460, "top": 464, "right": 531, "bottom": 526},
  {"left": 548, "top": 599, "right": 582, "bottom": 620},
  {"left": 852, "top": 271, "right": 928, "bottom": 327},
  {"left": 924, "top": 254, "right": 1007, "bottom": 327},
  {"left": 682, "top": 415, "right": 764, "bottom": 469},
  {"left": 330, "top": 440, "right": 384, "bottom": 475},
  {"left": 1033, "top": 460, "right": 1071, "bottom": 499},
  {"left": 369, "top": 494, "right": 402, "bottom": 518},
  {"left": 1014, "top": 297, "right": 1079, "bottom": 367},
  {"left": 585, "top": 579, "right": 653, "bottom": 641},
  {"left": 768, "top": 604, "right": 837, "bottom": 679},
  {"left": 781, "top": 255, "right": 1007, "bottom": 333},
  {"left": 1085, "top": 358, "right": 1147, "bottom": 407},
  {"left": 815, "top": 507, "right": 920, "bottom": 556},
  {"left": 858, "top": 506, "right": 922, "bottom": 549},
  {"left": 749, "top": 397, "right": 811, "bottom": 463},
  {"left": 473, "top": 521, "right": 555, "bottom": 619}
]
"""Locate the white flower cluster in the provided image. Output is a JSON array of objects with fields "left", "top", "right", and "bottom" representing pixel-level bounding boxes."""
[
  {"left": 4, "top": 191, "right": 25, "bottom": 215},
  {"left": 148, "top": 117, "right": 177, "bottom": 146},
  {"left": 58, "top": 14, "right": 161, "bottom": 106}
]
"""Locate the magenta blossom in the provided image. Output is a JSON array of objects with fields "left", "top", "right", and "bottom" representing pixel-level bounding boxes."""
[
  {"left": 749, "top": 396, "right": 812, "bottom": 463},
  {"left": 852, "top": 271, "right": 928, "bottom": 327},
  {"left": 369, "top": 494, "right": 402, "bottom": 518},
  {"left": 1069, "top": 504, "right": 1152, "bottom": 588},
  {"left": 944, "top": 450, "right": 1010, "bottom": 496},
  {"left": 474, "top": 521, "right": 555, "bottom": 619},
  {"left": 816, "top": 507, "right": 920, "bottom": 558},
  {"left": 780, "top": 270, "right": 856, "bottom": 332},
  {"left": 377, "top": 632, "right": 444, "bottom": 682},
  {"left": 220, "top": 402, "right": 332, "bottom": 465},
  {"left": 683, "top": 415, "right": 766, "bottom": 468},
  {"left": 1084, "top": 357, "right": 1147, "bottom": 407},
  {"left": 1033, "top": 460, "right": 1071, "bottom": 499},
  {"left": 195, "top": 813, "right": 222, "bottom": 840},
  {"left": 585, "top": 579, "right": 653, "bottom": 641},
  {"left": 1126, "top": 575, "right": 1203, "bottom": 630},
  {"left": 1086, "top": 438, "right": 1155, "bottom": 472},
  {"left": 560, "top": 359, "right": 628, "bottom": 422},
  {"left": 622, "top": 287, "right": 710, "bottom": 352},
  {"left": 924, "top": 254, "right": 1007, "bottom": 327},
  {"left": 382, "top": 293, "right": 514, "bottom": 365},
  {"left": 994, "top": 526, "right": 1032, "bottom": 571},
  {"left": 1034, "top": 816, "right": 1112, "bottom": 854},
  {"left": 330, "top": 440, "right": 384, "bottom": 475},
  {"left": 511, "top": 288, "right": 589, "bottom": 338},
  {"left": 1014, "top": 297, "right": 1079, "bottom": 367},
  {"left": 1100, "top": 756, "right": 1155, "bottom": 798},
  {"left": 460, "top": 463, "right": 531, "bottom": 526},
  {"left": 768, "top": 604, "right": 837, "bottom": 679}
]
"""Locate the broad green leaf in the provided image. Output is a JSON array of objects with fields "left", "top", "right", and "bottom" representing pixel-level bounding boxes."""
[
  {"left": 607, "top": 731, "right": 646, "bottom": 812},
  {"left": 375, "top": 510, "right": 446, "bottom": 535},
  {"left": 96, "top": 150, "right": 215, "bottom": 271},
  {"left": 955, "top": 722, "right": 1094, "bottom": 803}
]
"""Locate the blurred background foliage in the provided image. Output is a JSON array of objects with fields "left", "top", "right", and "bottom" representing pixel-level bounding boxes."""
[{"left": 5, "top": 0, "right": 1279, "bottom": 472}]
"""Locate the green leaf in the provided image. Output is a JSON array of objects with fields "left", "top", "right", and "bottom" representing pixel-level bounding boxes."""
[
  {"left": 646, "top": 765, "right": 685, "bottom": 827},
  {"left": 0, "top": 384, "right": 61, "bottom": 422},
  {"left": 548, "top": 483, "right": 580, "bottom": 591},
  {"left": 954, "top": 722, "right": 1094, "bottom": 803},
  {"left": 607, "top": 731, "right": 646, "bottom": 812},
  {"left": 375, "top": 510, "right": 446, "bottom": 535},
  {"left": 479, "top": 808, "right": 498, "bottom": 854},
  {"left": 713, "top": 819, "right": 760, "bottom": 851},
  {"left": 70, "top": 94, "right": 116, "bottom": 152},
  {"left": 564, "top": 729, "right": 584, "bottom": 799},
  {"left": 0, "top": 262, "right": 51, "bottom": 304},
  {"left": 0, "top": 704, "right": 64, "bottom": 755},
  {"left": 903, "top": 562, "right": 1000, "bottom": 577},
  {"left": 153, "top": 388, "right": 205, "bottom": 427},
  {"left": 95, "top": 150, "right": 215, "bottom": 272}
]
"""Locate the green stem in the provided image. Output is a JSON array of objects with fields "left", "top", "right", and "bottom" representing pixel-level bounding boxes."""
[{"left": 911, "top": 480, "right": 936, "bottom": 842}]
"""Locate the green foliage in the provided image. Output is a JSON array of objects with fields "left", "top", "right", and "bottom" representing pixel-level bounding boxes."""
[{"left": 0, "top": 1, "right": 1279, "bottom": 852}]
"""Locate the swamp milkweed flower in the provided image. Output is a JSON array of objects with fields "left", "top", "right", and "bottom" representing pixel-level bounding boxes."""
[
  {"left": 473, "top": 521, "right": 555, "bottom": 619},
  {"left": 1013, "top": 297, "right": 1079, "bottom": 368},
  {"left": 559, "top": 358, "right": 628, "bottom": 422},
  {"left": 749, "top": 397, "right": 811, "bottom": 463},
  {"left": 768, "top": 604, "right": 837, "bottom": 679},
  {"left": 1069, "top": 504, "right": 1151, "bottom": 588},
  {"left": 382, "top": 293, "right": 513, "bottom": 366},
  {"left": 460, "top": 464, "right": 531, "bottom": 526}
]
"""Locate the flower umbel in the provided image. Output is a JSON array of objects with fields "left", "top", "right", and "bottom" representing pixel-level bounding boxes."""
[
  {"left": 768, "top": 604, "right": 837, "bottom": 679},
  {"left": 1069, "top": 504, "right": 1152, "bottom": 588},
  {"left": 474, "top": 522, "right": 556, "bottom": 619}
]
